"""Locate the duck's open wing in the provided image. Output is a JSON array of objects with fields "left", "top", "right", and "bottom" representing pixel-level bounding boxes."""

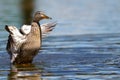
[
  {"left": 5, "top": 25, "right": 26, "bottom": 55},
  {"left": 5, "top": 25, "right": 26, "bottom": 43},
  {"left": 5, "top": 25, "right": 26, "bottom": 63},
  {"left": 41, "top": 22, "right": 57, "bottom": 38}
]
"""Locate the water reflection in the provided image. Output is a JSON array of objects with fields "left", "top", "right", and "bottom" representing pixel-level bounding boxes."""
[
  {"left": 8, "top": 64, "right": 41, "bottom": 80},
  {"left": 20, "top": 0, "right": 34, "bottom": 24}
]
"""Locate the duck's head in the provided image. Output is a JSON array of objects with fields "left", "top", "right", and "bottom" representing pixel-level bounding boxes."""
[{"left": 33, "top": 11, "right": 52, "bottom": 22}]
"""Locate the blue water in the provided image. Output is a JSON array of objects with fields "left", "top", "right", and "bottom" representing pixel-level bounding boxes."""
[{"left": 0, "top": 0, "right": 120, "bottom": 80}]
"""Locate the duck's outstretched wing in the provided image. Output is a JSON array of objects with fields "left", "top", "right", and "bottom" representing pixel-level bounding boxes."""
[
  {"left": 5, "top": 25, "right": 26, "bottom": 63},
  {"left": 41, "top": 22, "right": 57, "bottom": 38},
  {"left": 5, "top": 25, "right": 26, "bottom": 43}
]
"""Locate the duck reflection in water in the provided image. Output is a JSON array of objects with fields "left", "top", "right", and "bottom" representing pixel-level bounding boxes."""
[
  {"left": 8, "top": 64, "right": 42, "bottom": 80},
  {"left": 5, "top": 11, "right": 57, "bottom": 64}
]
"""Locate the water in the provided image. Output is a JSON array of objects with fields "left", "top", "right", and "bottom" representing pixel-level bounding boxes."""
[{"left": 0, "top": 0, "right": 120, "bottom": 80}]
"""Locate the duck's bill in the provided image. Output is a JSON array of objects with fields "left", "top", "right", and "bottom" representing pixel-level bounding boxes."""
[
  {"left": 41, "top": 14, "right": 52, "bottom": 19},
  {"left": 45, "top": 15, "right": 52, "bottom": 19}
]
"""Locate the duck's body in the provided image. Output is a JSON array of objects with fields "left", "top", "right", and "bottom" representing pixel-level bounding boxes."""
[
  {"left": 12, "top": 22, "right": 41, "bottom": 64},
  {"left": 5, "top": 11, "right": 56, "bottom": 64}
]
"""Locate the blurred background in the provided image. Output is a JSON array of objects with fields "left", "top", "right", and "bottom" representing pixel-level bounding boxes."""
[
  {"left": 0, "top": 0, "right": 120, "bottom": 37},
  {"left": 35, "top": 0, "right": 120, "bottom": 35},
  {"left": 1, "top": 0, "right": 120, "bottom": 80}
]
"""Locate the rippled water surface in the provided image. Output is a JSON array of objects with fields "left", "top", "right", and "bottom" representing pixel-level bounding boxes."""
[{"left": 0, "top": 0, "right": 120, "bottom": 80}]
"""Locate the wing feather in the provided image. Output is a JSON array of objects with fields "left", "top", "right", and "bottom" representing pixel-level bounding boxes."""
[{"left": 41, "top": 22, "right": 57, "bottom": 37}]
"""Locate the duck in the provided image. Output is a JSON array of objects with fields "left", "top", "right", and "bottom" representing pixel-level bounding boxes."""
[{"left": 5, "top": 11, "right": 56, "bottom": 64}]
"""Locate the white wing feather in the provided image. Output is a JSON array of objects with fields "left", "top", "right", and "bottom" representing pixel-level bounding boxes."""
[
  {"left": 20, "top": 25, "right": 31, "bottom": 35},
  {"left": 6, "top": 26, "right": 26, "bottom": 43}
]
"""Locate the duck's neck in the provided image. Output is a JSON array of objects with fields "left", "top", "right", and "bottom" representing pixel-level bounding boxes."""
[
  {"left": 32, "top": 20, "right": 40, "bottom": 27},
  {"left": 32, "top": 20, "right": 42, "bottom": 42}
]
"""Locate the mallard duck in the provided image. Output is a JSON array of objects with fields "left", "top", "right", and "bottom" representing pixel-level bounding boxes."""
[{"left": 5, "top": 11, "right": 56, "bottom": 64}]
